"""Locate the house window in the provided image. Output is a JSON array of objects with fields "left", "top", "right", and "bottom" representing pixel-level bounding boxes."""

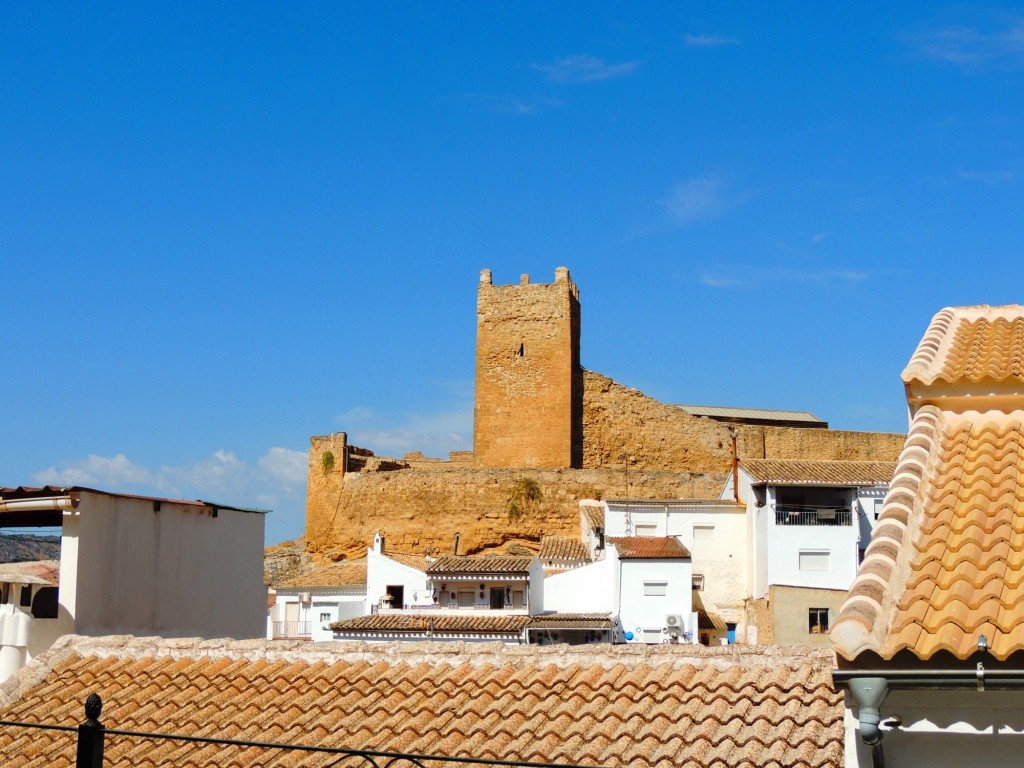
[
  {"left": 799, "top": 550, "right": 830, "bottom": 571},
  {"left": 643, "top": 580, "right": 668, "bottom": 597},
  {"left": 809, "top": 608, "right": 829, "bottom": 634},
  {"left": 20, "top": 586, "right": 32, "bottom": 607},
  {"left": 693, "top": 524, "right": 714, "bottom": 540},
  {"left": 642, "top": 629, "right": 663, "bottom": 644},
  {"left": 874, "top": 499, "right": 884, "bottom": 520},
  {"left": 457, "top": 590, "right": 475, "bottom": 608},
  {"left": 692, "top": 574, "right": 705, "bottom": 591},
  {"left": 635, "top": 523, "right": 658, "bottom": 536},
  {"left": 319, "top": 612, "right": 331, "bottom": 623}
]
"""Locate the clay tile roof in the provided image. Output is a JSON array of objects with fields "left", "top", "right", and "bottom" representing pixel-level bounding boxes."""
[
  {"left": 580, "top": 502, "right": 604, "bottom": 529},
  {"left": 384, "top": 552, "right": 431, "bottom": 572},
  {"left": 740, "top": 459, "right": 896, "bottom": 486},
  {"left": 331, "top": 614, "right": 532, "bottom": 634},
  {"left": 276, "top": 561, "right": 366, "bottom": 590},
  {"left": 0, "top": 635, "right": 844, "bottom": 768},
  {"left": 832, "top": 405, "right": 1024, "bottom": 661},
  {"left": 426, "top": 555, "right": 534, "bottom": 575},
  {"left": 0, "top": 559, "right": 59, "bottom": 586},
  {"left": 834, "top": 305, "right": 1024, "bottom": 663},
  {"left": 538, "top": 537, "right": 589, "bottom": 562},
  {"left": 608, "top": 536, "right": 691, "bottom": 559},
  {"left": 903, "top": 305, "right": 1024, "bottom": 388},
  {"left": 527, "top": 613, "right": 613, "bottom": 629}
]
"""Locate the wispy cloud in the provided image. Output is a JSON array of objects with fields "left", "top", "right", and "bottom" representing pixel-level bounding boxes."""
[
  {"left": 531, "top": 54, "right": 639, "bottom": 84},
  {"left": 912, "top": 16, "right": 1024, "bottom": 70},
  {"left": 350, "top": 405, "right": 473, "bottom": 459},
  {"left": 663, "top": 175, "right": 739, "bottom": 226},
  {"left": 451, "top": 93, "right": 563, "bottom": 116},
  {"left": 701, "top": 267, "right": 869, "bottom": 289},
  {"left": 32, "top": 447, "right": 310, "bottom": 543},
  {"left": 959, "top": 169, "right": 1017, "bottom": 185},
  {"left": 684, "top": 34, "right": 740, "bottom": 47}
]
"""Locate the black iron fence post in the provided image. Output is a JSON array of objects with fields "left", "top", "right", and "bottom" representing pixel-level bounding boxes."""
[{"left": 76, "top": 693, "right": 105, "bottom": 768}]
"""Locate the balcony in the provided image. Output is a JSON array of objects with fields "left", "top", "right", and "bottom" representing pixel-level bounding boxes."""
[
  {"left": 371, "top": 604, "right": 528, "bottom": 616},
  {"left": 774, "top": 506, "right": 851, "bottom": 526},
  {"left": 272, "top": 620, "right": 312, "bottom": 639}
]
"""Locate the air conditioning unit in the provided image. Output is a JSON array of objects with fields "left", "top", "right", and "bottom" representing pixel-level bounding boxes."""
[
  {"left": 298, "top": 592, "right": 312, "bottom": 604},
  {"left": 665, "top": 614, "right": 684, "bottom": 628}
]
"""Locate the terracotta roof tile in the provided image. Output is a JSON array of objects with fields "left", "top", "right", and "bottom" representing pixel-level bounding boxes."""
[
  {"left": 538, "top": 537, "right": 589, "bottom": 562},
  {"left": 0, "top": 635, "right": 844, "bottom": 768},
  {"left": 331, "top": 614, "right": 532, "bottom": 634},
  {"left": 739, "top": 459, "right": 896, "bottom": 486},
  {"left": 383, "top": 552, "right": 431, "bottom": 572},
  {"left": 833, "top": 406, "right": 1024, "bottom": 661},
  {"left": 426, "top": 556, "right": 534, "bottom": 575},
  {"left": 580, "top": 503, "right": 604, "bottom": 529},
  {"left": 275, "top": 561, "right": 366, "bottom": 590},
  {"left": 834, "top": 305, "right": 1024, "bottom": 665},
  {"left": 903, "top": 305, "right": 1024, "bottom": 387},
  {"left": 608, "top": 536, "right": 691, "bottom": 559},
  {"left": 526, "top": 613, "right": 613, "bottom": 629}
]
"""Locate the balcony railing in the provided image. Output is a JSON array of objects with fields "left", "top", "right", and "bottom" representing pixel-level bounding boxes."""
[
  {"left": 272, "top": 620, "right": 312, "bottom": 639},
  {"left": 774, "top": 506, "right": 851, "bottom": 526}
]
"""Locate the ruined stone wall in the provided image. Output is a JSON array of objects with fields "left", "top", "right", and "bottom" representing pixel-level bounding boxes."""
[
  {"left": 305, "top": 466, "right": 725, "bottom": 561},
  {"left": 581, "top": 370, "right": 904, "bottom": 471},
  {"left": 473, "top": 268, "right": 582, "bottom": 469}
]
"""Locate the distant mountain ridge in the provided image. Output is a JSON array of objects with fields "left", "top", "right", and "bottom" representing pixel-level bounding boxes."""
[{"left": 0, "top": 534, "right": 60, "bottom": 563}]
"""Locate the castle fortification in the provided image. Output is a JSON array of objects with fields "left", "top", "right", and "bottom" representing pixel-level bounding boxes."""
[{"left": 305, "top": 268, "right": 905, "bottom": 560}]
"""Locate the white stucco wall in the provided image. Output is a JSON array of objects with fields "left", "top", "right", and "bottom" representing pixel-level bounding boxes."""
[
  {"left": 603, "top": 501, "right": 746, "bottom": 624},
  {"left": 543, "top": 558, "right": 615, "bottom": 614},
  {"left": 763, "top": 512, "right": 859, "bottom": 593},
  {"left": 845, "top": 689, "right": 1024, "bottom": 767},
  {"left": 271, "top": 589, "right": 366, "bottom": 642},
  {"left": 616, "top": 553, "right": 693, "bottom": 644},
  {"left": 68, "top": 493, "right": 265, "bottom": 639},
  {"left": 366, "top": 549, "right": 430, "bottom": 611}
]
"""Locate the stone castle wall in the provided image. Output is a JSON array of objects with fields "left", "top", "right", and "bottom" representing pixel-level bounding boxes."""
[
  {"left": 305, "top": 464, "right": 724, "bottom": 560},
  {"left": 473, "top": 268, "right": 582, "bottom": 469},
  {"left": 581, "top": 370, "right": 906, "bottom": 472}
]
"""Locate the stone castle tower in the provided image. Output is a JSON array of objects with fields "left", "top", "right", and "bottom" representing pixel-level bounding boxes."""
[{"left": 473, "top": 267, "right": 583, "bottom": 468}]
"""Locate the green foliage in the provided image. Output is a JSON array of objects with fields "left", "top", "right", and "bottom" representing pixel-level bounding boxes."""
[
  {"left": 321, "top": 450, "right": 336, "bottom": 476},
  {"left": 507, "top": 477, "right": 543, "bottom": 523}
]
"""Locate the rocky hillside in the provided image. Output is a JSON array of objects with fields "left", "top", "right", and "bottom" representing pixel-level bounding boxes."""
[{"left": 0, "top": 533, "right": 60, "bottom": 563}]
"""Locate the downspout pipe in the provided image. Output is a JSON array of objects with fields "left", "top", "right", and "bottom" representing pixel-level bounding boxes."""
[{"left": 848, "top": 677, "right": 889, "bottom": 768}]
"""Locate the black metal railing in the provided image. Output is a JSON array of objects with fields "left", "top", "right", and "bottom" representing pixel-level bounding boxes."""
[
  {"left": 774, "top": 506, "right": 851, "bottom": 526},
  {"left": 0, "top": 694, "right": 607, "bottom": 768}
]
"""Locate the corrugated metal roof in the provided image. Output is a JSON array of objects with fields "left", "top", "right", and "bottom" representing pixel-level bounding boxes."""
[
  {"left": 676, "top": 405, "right": 827, "bottom": 427},
  {"left": 0, "top": 486, "right": 267, "bottom": 515}
]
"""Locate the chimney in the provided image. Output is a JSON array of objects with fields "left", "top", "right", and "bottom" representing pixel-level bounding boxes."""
[{"left": 373, "top": 531, "right": 385, "bottom": 555}]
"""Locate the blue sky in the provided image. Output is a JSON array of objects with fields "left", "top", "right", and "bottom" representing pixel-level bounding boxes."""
[{"left": 4, "top": 4, "right": 1024, "bottom": 544}]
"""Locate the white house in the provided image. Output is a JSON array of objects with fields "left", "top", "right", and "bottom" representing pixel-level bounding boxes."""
[
  {"left": 601, "top": 498, "right": 746, "bottom": 634},
  {"left": 0, "top": 485, "right": 266, "bottom": 682},
  {"left": 269, "top": 560, "right": 366, "bottom": 643},
  {"left": 332, "top": 535, "right": 546, "bottom": 643},
  {"left": 610, "top": 536, "right": 696, "bottom": 645}
]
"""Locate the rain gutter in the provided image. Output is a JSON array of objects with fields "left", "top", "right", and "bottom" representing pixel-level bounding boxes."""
[{"left": 0, "top": 495, "right": 78, "bottom": 513}]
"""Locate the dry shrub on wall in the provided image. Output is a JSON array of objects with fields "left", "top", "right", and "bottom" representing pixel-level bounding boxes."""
[{"left": 506, "top": 477, "right": 543, "bottom": 523}]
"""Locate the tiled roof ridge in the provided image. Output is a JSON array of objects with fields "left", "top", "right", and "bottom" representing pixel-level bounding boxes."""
[
  {"left": 902, "top": 307, "right": 957, "bottom": 385},
  {"left": 2, "top": 634, "right": 836, "bottom": 689},
  {"left": 830, "top": 405, "right": 942, "bottom": 659}
]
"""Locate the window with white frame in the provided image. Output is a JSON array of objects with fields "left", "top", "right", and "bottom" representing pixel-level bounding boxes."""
[
  {"left": 635, "top": 523, "right": 658, "bottom": 536},
  {"left": 643, "top": 580, "right": 668, "bottom": 597},
  {"left": 692, "top": 574, "right": 705, "bottom": 591},
  {"left": 319, "top": 612, "right": 331, "bottom": 623},
  {"left": 799, "top": 549, "right": 831, "bottom": 571}
]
